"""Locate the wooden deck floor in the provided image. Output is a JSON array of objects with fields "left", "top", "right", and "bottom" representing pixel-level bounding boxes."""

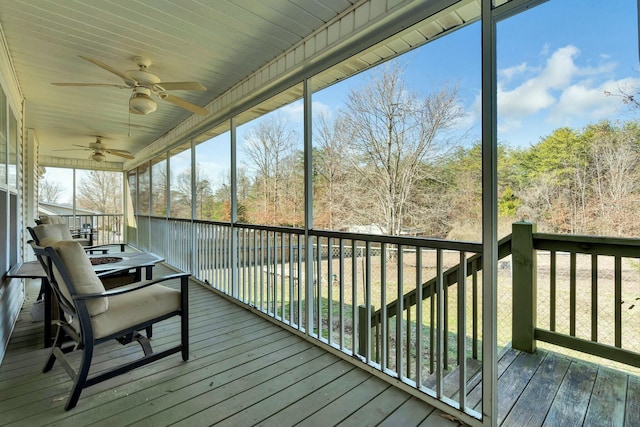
[
  {"left": 0, "top": 266, "right": 456, "bottom": 427},
  {"left": 1, "top": 264, "right": 639, "bottom": 426}
]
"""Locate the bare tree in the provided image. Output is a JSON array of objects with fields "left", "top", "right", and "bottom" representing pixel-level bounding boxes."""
[
  {"left": 76, "top": 170, "right": 122, "bottom": 213},
  {"left": 340, "top": 64, "right": 464, "bottom": 235},
  {"left": 242, "top": 114, "right": 299, "bottom": 225},
  {"left": 39, "top": 178, "right": 66, "bottom": 204},
  {"left": 313, "top": 113, "right": 352, "bottom": 229},
  {"left": 590, "top": 123, "right": 640, "bottom": 236},
  {"left": 170, "top": 164, "right": 214, "bottom": 219}
]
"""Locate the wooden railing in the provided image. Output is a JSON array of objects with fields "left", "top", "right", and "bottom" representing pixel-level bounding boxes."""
[
  {"left": 128, "top": 216, "right": 640, "bottom": 421},
  {"left": 513, "top": 222, "right": 640, "bottom": 368}
]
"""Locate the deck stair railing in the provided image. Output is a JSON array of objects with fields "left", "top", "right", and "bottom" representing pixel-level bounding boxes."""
[{"left": 361, "top": 234, "right": 513, "bottom": 372}]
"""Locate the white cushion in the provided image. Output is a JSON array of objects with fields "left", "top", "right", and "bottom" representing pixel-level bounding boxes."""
[
  {"left": 86, "top": 284, "right": 181, "bottom": 339},
  {"left": 49, "top": 240, "right": 108, "bottom": 316},
  {"left": 33, "top": 223, "right": 74, "bottom": 242},
  {"left": 39, "top": 215, "right": 66, "bottom": 224}
]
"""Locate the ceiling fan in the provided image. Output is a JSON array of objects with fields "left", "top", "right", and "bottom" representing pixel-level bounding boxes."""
[
  {"left": 55, "top": 137, "right": 135, "bottom": 162},
  {"left": 52, "top": 56, "right": 208, "bottom": 116}
]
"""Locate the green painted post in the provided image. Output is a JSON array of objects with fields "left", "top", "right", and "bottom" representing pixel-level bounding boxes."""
[
  {"left": 512, "top": 222, "right": 537, "bottom": 353},
  {"left": 358, "top": 305, "right": 367, "bottom": 358},
  {"left": 357, "top": 305, "right": 376, "bottom": 358}
]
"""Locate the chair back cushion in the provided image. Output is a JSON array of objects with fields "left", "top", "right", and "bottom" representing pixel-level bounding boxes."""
[
  {"left": 31, "top": 223, "right": 74, "bottom": 244},
  {"left": 49, "top": 240, "right": 108, "bottom": 316},
  {"left": 39, "top": 215, "right": 66, "bottom": 225}
]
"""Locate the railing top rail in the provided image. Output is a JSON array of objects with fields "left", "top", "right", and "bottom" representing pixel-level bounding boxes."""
[
  {"left": 533, "top": 232, "right": 640, "bottom": 257},
  {"left": 310, "top": 229, "right": 483, "bottom": 252}
]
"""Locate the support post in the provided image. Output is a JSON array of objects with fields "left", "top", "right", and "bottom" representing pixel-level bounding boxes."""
[
  {"left": 357, "top": 304, "right": 375, "bottom": 358},
  {"left": 512, "top": 221, "right": 537, "bottom": 353}
]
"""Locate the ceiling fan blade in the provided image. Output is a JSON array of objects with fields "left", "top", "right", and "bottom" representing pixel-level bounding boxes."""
[
  {"left": 52, "top": 148, "right": 90, "bottom": 152},
  {"left": 79, "top": 55, "right": 136, "bottom": 86},
  {"left": 155, "top": 82, "right": 207, "bottom": 91},
  {"left": 52, "top": 83, "right": 130, "bottom": 88},
  {"left": 72, "top": 144, "right": 93, "bottom": 149},
  {"left": 105, "top": 149, "right": 135, "bottom": 159},
  {"left": 105, "top": 148, "right": 133, "bottom": 154},
  {"left": 159, "top": 93, "right": 208, "bottom": 115}
]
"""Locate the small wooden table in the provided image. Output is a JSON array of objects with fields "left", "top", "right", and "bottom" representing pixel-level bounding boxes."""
[{"left": 8, "top": 250, "right": 165, "bottom": 347}]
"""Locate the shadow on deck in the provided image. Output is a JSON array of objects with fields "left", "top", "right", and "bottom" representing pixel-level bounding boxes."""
[{"left": 1, "top": 264, "right": 639, "bottom": 426}]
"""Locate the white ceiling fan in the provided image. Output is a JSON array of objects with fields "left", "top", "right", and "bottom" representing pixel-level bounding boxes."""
[
  {"left": 55, "top": 137, "right": 135, "bottom": 162},
  {"left": 52, "top": 56, "right": 208, "bottom": 116}
]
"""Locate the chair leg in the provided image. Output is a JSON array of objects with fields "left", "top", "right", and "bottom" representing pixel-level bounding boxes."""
[
  {"left": 65, "top": 342, "right": 94, "bottom": 411},
  {"left": 181, "top": 313, "right": 189, "bottom": 361},
  {"left": 43, "top": 325, "right": 65, "bottom": 373}
]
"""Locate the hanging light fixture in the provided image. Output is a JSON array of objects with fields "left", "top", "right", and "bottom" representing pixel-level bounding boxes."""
[
  {"left": 129, "top": 87, "right": 157, "bottom": 115},
  {"left": 91, "top": 151, "right": 106, "bottom": 162}
]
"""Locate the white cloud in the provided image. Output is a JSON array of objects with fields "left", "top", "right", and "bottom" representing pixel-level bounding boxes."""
[
  {"left": 498, "top": 45, "right": 582, "bottom": 120},
  {"left": 553, "top": 76, "right": 640, "bottom": 122},
  {"left": 499, "top": 62, "right": 528, "bottom": 81},
  {"left": 495, "top": 44, "right": 639, "bottom": 136}
]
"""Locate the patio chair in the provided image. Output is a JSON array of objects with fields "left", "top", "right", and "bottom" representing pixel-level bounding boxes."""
[
  {"left": 31, "top": 240, "right": 189, "bottom": 410},
  {"left": 35, "top": 215, "right": 98, "bottom": 246}
]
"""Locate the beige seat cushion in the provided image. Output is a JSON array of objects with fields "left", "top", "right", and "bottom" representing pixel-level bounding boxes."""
[
  {"left": 39, "top": 215, "right": 66, "bottom": 224},
  {"left": 32, "top": 223, "right": 74, "bottom": 242},
  {"left": 48, "top": 240, "right": 108, "bottom": 316},
  {"left": 33, "top": 224, "right": 91, "bottom": 246},
  {"left": 76, "top": 284, "right": 181, "bottom": 339}
]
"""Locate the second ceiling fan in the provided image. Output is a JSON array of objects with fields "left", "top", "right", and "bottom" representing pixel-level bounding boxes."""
[
  {"left": 53, "top": 56, "right": 209, "bottom": 116},
  {"left": 56, "top": 137, "right": 135, "bottom": 162}
]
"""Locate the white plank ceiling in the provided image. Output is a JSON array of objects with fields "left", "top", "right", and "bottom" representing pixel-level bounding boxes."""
[{"left": 0, "top": 0, "right": 356, "bottom": 166}]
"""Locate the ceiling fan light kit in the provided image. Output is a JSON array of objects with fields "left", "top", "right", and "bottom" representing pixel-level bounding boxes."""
[
  {"left": 91, "top": 151, "right": 106, "bottom": 162},
  {"left": 53, "top": 137, "right": 135, "bottom": 162},
  {"left": 52, "top": 55, "right": 208, "bottom": 116},
  {"left": 129, "top": 87, "right": 157, "bottom": 115}
]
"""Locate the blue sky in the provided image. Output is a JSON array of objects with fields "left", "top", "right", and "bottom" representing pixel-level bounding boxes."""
[{"left": 310, "top": 0, "right": 639, "bottom": 149}]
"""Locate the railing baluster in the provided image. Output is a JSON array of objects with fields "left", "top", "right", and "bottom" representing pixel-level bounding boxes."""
[
  {"left": 317, "top": 236, "right": 322, "bottom": 339},
  {"left": 472, "top": 259, "right": 478, "bottom": 360},
  {"left": 381, "top": 242, "right": 387, "bottom": 369},
  {"left": 366, "top": 241, "right": 372, "bottom": 363},
  {"left": 297, "top": 233, "right": 303, "bottom": 329},
  {"left": 591, "top": 254, "right": 598, "bottom": 342},
  {"left": 570, "top": 252, "right": 576, "bottom": 336},
  {"left": 436, "top": 248, "right": 444, "bottom": 398},
  {"left": 352, "top": 240, "right": 358, "bottom": 354},
  {"left": 550, "top": 250, "right": 556, "bottom": 332},
  {"left": 280, "top": 232, "right": 285, "bottom": 321},
  {"left": 289, "top": 233, "right": 294, "bottom": 325},
  {"left": 339, "top": 238, "right": 345, "bottom": 349},
  {"left": 416, "top": 246, "right": 422, "bottom": 388},
  {"left": 397, "top": 245, "right": 404, "bottom": 379},
  {"left": 615, "top": 256, "right": 622, "bottom": 348},
  {"left": 328, "top": 237, "right": 333, "bottom": 345},
  {"left": 458, "top": 251, "right": 467, "bottom": 410}
]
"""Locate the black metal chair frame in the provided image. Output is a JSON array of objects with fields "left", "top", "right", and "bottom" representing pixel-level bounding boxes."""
[{"left": 31, "top": 242, "right": 189, "bottom": 410}]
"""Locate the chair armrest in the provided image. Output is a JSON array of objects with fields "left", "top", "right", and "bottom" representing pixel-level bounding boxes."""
[
  {"left": 84, "top": 243, "right": 126, "bottom": 253},
  {"left": 74, "top": 272, "right": 190, "bottom": 300},
  {"left": 95, "top": 266, "right": 140, "bottom": 278}
]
